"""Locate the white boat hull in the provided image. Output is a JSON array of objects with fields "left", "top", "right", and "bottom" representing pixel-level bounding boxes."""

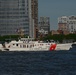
[
  {"left": 3, "top": 43, "right": 72, "bottom": 51},
  {"left": 0, "top": 39, "right": 72, "bottom": 51},
  {"left": 55, "top": 43, "right": 72, "bottom": 50}
]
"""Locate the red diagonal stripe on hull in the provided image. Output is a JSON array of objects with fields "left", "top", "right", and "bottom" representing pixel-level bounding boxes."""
[{"left": 49, "top": 44, "right": 57, "bottom": 51}]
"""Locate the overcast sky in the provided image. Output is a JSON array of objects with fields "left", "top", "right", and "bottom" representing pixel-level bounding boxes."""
[{"left": 38, "top": 0, "right": 76, "bottom": 30}]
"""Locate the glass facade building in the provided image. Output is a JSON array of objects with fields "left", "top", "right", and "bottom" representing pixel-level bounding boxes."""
[{"left": 0, "top": 0, "right": 35, "bottom": 38}]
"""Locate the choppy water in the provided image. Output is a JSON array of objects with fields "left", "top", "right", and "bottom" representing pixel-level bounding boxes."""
[{"left": 0, "top": 49, "right": 76, "bottom": 75}]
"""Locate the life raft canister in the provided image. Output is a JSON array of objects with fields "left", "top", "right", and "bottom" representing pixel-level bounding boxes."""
[{"left": 49, "top": 44, "right": 57, "bottom": 51}]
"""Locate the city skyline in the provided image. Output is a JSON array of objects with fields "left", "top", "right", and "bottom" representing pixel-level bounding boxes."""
[{"left": 38, "top": 0, "right": 76, "bottom": 30}]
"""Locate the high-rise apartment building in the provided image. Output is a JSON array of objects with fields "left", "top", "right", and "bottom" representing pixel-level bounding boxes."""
[
  {"left": 39, "top": 17, "right": 50, "bottom": 34},
  {"left": 68, "top": 16, "right": 76, "bottom": 33},
  {"left": 58, "top": 16, "right": 68, "bottom": 31},
  {"left": 0, "top": 0, "right": 38, "bottom": 38},
  {"left": 31, "top": 0, "right": 38, "bottom": 38},
  {"left": 58, "top": 16, "right": 76, "bottom": 33}
]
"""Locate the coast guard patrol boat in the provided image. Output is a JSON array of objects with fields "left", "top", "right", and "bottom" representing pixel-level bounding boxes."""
[{"left": 0, "top": 37, "right": 72, "bottom": 51}]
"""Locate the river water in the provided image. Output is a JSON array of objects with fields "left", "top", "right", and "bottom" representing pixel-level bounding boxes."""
[{"left": 0, "top": 48, "right": 76, "bottom": 75}]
